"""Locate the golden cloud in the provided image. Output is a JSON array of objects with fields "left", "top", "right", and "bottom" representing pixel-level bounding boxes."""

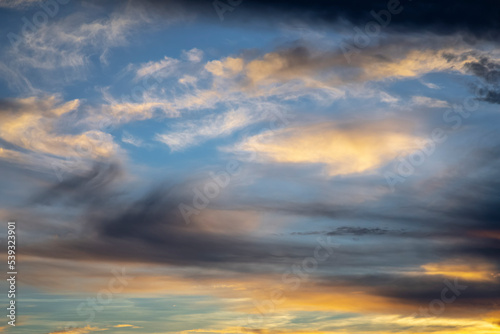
[
  {"left": 48, "top": 325, "right": 107, "bottom": 334},
  {"left": 421, "top": 260, "right": 498, "bottom": 282},
  {"left": 112, "top": 324, "right": 140, "bottom": 328},
  {"left": 236, "top": 120, "right": 421, "bottom": 176},
  {"left": 205, "top": 45, "right": 474, "bottom": 90},
  {"left": 0, "top": 96, "right": 117, "bottom": 170}
]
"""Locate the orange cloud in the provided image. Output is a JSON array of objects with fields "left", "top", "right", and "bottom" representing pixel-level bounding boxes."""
[
  {"left": 112, "top": 324, "right": 140, "bottom": 328},
  {"left": 421, "top": 260, "right": 498, "bottom": 282}
]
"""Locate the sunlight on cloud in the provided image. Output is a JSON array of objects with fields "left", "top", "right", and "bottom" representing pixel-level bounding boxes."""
[
  {"left": 210, "top": 45, "right": 476, "bottom": 91},
  {"left": 422, "top": 260, "right": 498, "bottom": 282},
  {"left": 368, "top": 314, "right": 500, "bottom": 334},
  {"left": 112, "top": 324, "right": 141, "bottom": 328},
  {"left": 48, "top": 325, "right": 107, "bottom": 334},
  {"left": 235, "top": 120, "right": 421, "bottom": 176},
  {"left": 0, "top": 97, "right": 113, "bottom": 158},
  {"left": 0, "top": 96, "right": 117, "bottom": 171},
  {"left": 3, "top": 2, "right": 500, "bottom": 333},
  {"left": 205, "top": 57, "right": 244, "bottom": 77},
  {"left": 106, "top": 101, "right": 179, "bottom": 122},
  {"left": 363, "top": 49, "right": 454, "bottom": 79}
]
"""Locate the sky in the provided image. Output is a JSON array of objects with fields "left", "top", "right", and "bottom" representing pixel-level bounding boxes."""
[{"left": 0, "top": 0, "right": 500, "bottom": 333}]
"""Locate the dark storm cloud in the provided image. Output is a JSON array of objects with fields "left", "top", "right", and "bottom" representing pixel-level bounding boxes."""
[
  {"left": 478, "top": 90, "right": 500, "bottom": 104},
  {"left": 465, "top": 58, "right": 500, "bottom": 83},
  {"left": 131, "top": 0, "right": 500, "bottom": 41},
  {"left": 463, "top": 56, "right": 500, "bottom": 103}
]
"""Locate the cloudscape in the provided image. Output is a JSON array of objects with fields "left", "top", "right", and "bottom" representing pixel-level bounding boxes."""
[{"left": 0, "top": 0, "right": 500, "bottom": 333}]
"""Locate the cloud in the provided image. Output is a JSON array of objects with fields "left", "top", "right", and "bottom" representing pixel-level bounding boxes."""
[
  {"left": 183, "top": 48, "right": 204, "bottom": 63},
  {"left": 291, "top": 227, "right": 394, "bottom": 236},
  {"left": 121, "top": 131, "right": 144, "bottom": 147},
  {"left": 30, "top": 162, "right": 124, "bottom": 206},
  {"left": 48, "top": 325, "right": 107, "bottom": 334},
  {"left": 420, "top": 81, "right": 441, "bottom": 89},
  {"left": 0, "top": 61, "right": 37, "bottom": 93},
  {"left": 12, "top": 141, "right": 500, "bottom": 326},
  {"left": 0, "top": 96, "right": 118, "bottom": 172},
  {"left": 112, "top": 324, "right": 141, "bottom": 328},
  {"left": 2, "top": 1, "right": 162, "bottom": 91},
  {"left": 88, "top": 38, "right": 485, "bottom": 150},
  {"left": 113, "top": 40, "right": 488, "bottom": 152},
  {"left": 464, "top": 55, "right": 500, "bottom": 104},
  {"left": 421, "top": 260, "right": 498, "bottom": 282},
  {"left": 411, "top": 96, "right": 449, "bottom": 108},
  {"left": 22, "top": 170, "right": 316, "bottom": 271},
  {"left": 233, "top": 119, "right": 421, "bottom": 176},
  {"left": 202, "top": 42, "right": 476, "bottom": 94},
  {"left": 135, "top": 56, "right": 180, "bottom": 79},
  {"left": 9, "top": 11, "right": 137, "bottom": 69},
  {"left": 205, "top": 57, "right": 244, "bottom": 77},
  {"left": 139, "top": 0, "right": 500, "bottom": 41},
  {"left": 156, "top": 105, "right": 274, "bottom": 151},
  {"left": 0, "top": 0, "right": 41, "bottom": 8}
]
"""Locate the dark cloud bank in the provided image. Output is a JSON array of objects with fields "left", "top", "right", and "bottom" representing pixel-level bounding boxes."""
[{"left": 134, "top": 0, "right": 500, "bottom": 41}]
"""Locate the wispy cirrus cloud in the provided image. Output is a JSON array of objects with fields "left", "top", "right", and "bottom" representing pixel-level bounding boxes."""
[
  {"left": 183, "top": 48, "right": 204, "bottom": 63},
  {"left": 3, "top": 3, "right": 500, "bottom": 333},
  {"left": 135, "top": 56, "right": 180, "bottom": 80},
  {"left": 1, "top": 1, "right": 176, "bottom": 92},
  {"left": 121, "top": 131, "right": 144, "bottom": 147},
  {"left": 156, "top": 104, "right": 278, "bottom": 151},
  {"left": 0, "top": 0, "right": 41, "bottom": 8},
  {"left": 411, "top": 96, "right": 449, "bottom": 108},
  {"left": 85, "top": 36, "right": 500, "bottom": 154}
]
